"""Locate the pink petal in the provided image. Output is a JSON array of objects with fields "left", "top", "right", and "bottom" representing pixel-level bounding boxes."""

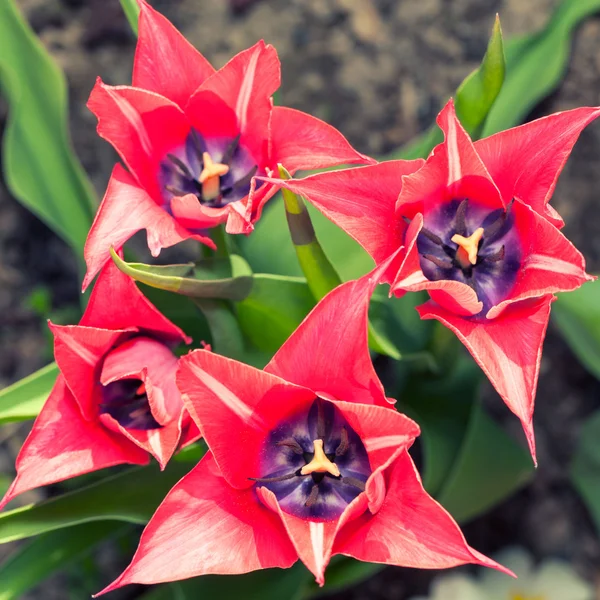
[
  {"left": 334, "top": 451, "right": 511, "bottom": 574},
  {"left": 475, "top": 106, "right": 600, "bottom": 227},
  {"left": 185, "top": 89, "right": 240, "bottom": 140},
  {"left": 96, "top": 452, "right": 297, "bottom": 594},
  {"left": 258, "top": 160, "right": 423, "bottom": 266},
  {"left": 176, "top": 350, "right": 314, "bottom": 489},
  {"left": 133, "top": 0, "right": 215, "bottom": 108},
  {"left": 417, "top": 295, "right": 556, "bottom": 462},
  {"left": 87, "top": 80, "right": 190, "bottom": 200},
  {"left": 268, "top": 106, "right": 375, "bottom": 173},
  {"left": 487, "top": 199, "right": 594, "bottom": 319},
  {"left": 83, "top": 164, "right": 214, "bottom": 290},
  {"left": 265, "top": 257, "right": 401, "bottom": 407},
  {"left": 0, "top": 376, "right": 148, "bottom": 511},
  {"left": 170, "top": 192, "right": 229, "bottom": 229}
]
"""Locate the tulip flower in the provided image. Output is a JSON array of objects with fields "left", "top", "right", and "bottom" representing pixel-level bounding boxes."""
[
  {"left": 97, "top": 265, "right": 509, "bottom": 593},
  {"left": 82, "top": 0, "right": 373, "bottom": 290},
  {"left": 0, "top": 260, "right": 197, "bottom": 511},
  {"left": 263, "top": 100, "right": 600, "bottom": 461}
]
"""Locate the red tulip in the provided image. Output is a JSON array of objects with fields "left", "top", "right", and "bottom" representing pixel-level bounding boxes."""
[
  {"left": 82, "top": 0, "right": 373, "bottom": 290},
  {"left": 260, "top": 99, "right": 600, "bottom": 462},
  {"left": 0, "top": 260, "right": 197, "bottom": 511},
  {"left": 97, "top": 265, "right": 509, "bottom": 593}
]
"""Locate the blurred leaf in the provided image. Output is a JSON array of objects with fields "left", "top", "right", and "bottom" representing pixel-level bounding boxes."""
[
  {"left": 0, "top": 362, "right": 57, "bottom": 425},
  {"left": 119, "top": 0, "right": 141, "bottom": 35},
  {"left": 0, "top": 0, "right": 96, "bottom": 256},
  {"left": 552, "top": 281, "right": 600, "bottom": 381},
  {"left": 0, "top": 447, "right": 202, "bottom": 543},
  {"left": 483, "top": 0, "right": 600, "bottom": 136},
  {"left": 436, "top": 400, "right": 534, "bottom": 523},
  {"left": 0, "top": 521, "right": 129, "bottom": 600},
  {"left": 111, "top": 249, "right": 253, "bottom": 301},
  {"left": 571, "top": 410, "right": 600, "bottom": 534},
  {"left": 455, "top": 15, "right": 505, "bottom": 138}
]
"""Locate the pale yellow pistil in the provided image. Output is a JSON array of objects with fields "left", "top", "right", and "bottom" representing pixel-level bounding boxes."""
[
  {"left": 451, "top": 227, "right": 485, "bottom": 267},
  {"left": 511, "top": 594, "right": 544, "bottom": 600},
  {"left": 300, "top": 439, "right": 341, "bottom": 478},
  {"left": 199, "top": 152, "right": 230, "bottom": 201}
]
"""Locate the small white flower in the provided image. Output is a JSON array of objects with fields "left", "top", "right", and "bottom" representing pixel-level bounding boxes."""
[{"left": 410, "top": 548, "right": 593, "bottom": 600}]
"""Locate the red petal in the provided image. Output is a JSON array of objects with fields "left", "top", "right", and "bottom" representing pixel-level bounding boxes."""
[
  {"left": 268, "top": 106, "right": 375, "bottom": 173},
  {"left": 198, "top": 41, "right": 279, "bottom": 165},
  {"left": 258, "top": 161, "right": 423, "bottom": 266},
  {"left": 475, "top": 106, "right": 600, "bottom": 227},
  {"left": 391, "top": 214, "right": 483, "bottom": 316},
  {"left": 417, "top": 296, "right": 556, "bottom": 462},
  {"left": 334, "top": 451, "right": 511, "bottom": 574},
  {"left": 82, "top": 250, "right": 191, "bottom": 343},
  {"left": 170, "top": 192, "right": 229, "bottom": 229},
  {"left": 0, "top": 376, "right": 148, "bottom": 511},
  {"left": 176, "top": 350, "right": 314, "bottom": 489},
  {"left": 87, "top": 81, "right": 190, "bottom": 200},
  {"left": 83, "top": 164, "right": 214, "bottom": 290},
  {"left": 265, "top": 258, "right": 400, "bottom": 407},
  {"left": 96, "top": 452, "right": 297, "bottom": 594},
  {"left": 185, "top": 89, "right": 240, "bottom": 140},
  {"left": 397, "top": 99, "right": 503, "bottom": 213},
  {"left": 133, "top": 0, "right": 215, "bottom": 108},
  {"left": 225, "top": 177, "right": 279, "bottom": 234},
  {"left": 487, "top": 199, "right": 593, "bottom": 319}
]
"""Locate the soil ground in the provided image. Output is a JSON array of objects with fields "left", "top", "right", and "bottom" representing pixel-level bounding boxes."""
[{"left": 2, "top": 0, "right": 600, "bottom": 598}]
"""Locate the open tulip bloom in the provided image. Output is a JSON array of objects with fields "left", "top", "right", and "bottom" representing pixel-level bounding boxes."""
[
  {"left": 82, "top": 0, "right": 373, "bottom": 290},
  {"left": 97, "top": 264, "right": 510, "bottom": 594},
  {"left": 265, "top": 99, "right": 600, "bottom": 462},
  {"left": 0, "top": 260, "right": 198, "bottom": 511}
]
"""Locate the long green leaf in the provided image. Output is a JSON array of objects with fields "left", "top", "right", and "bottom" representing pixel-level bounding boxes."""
[
  {"left": 0, "top": 0, "right": 96, "bottom": 255},
  {"left": 0, "top": 521, "right": 129, "bottom": 600},
  {"left": 0, "top": 362, "right": 57, "bottom": 424},
  {"left": 119, "top": 0, "right": 141, "bottom": 35},
  {"left": 0, "top": 447, "right": 202, "bottom": 544}
]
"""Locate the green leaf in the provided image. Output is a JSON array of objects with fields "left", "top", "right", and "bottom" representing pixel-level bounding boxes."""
[
  {"left": 0, "top": 521, "right": 129, "bottom": 600},
  {"left": 436, "top": 400, "right": 534, "bottom": 523},
  {"left": 483, "top": 0, "right": 600, "bottom": 136},
  {"left": 0, "top": 0, "right": 96, "bottom": 256},
  {"left": 0, "top": 362, "right": 58, "bottom": 424},
  {"left": 552, "top": 281, "right": 600, "bottom": 381},
  {"left": 110, "top": 249, "right": 254, "bottom": 301},
  {"left": 0, "top": 449, "right": 202, "bottom": 544},
  {"left": 571, "top": 410, "right": 600, "bottom": 534},
  {"left": 119, "top": 0, "right": 141, "bottom": 35},
  {"left": 455, "top": 15, "right": 505, "bottom": 138}
]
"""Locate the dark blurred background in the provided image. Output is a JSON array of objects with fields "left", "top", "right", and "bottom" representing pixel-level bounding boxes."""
[{"left": 1, "top": 0, "right": 600, "bottom": 597}]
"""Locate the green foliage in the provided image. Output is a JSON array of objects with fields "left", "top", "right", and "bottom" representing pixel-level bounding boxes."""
[
  {"left": 0, "top": 0, "right": 96, "bottom": 257},
  {"left": 0, "top": 362, "right": 57, "bottom": 425},
  {"left": 119, "top": 0, "right": 141, "bottom": 35},
  {"left": 553, "top": 281, "right": 600, "bottom": 381},
  {"left": 0, "top": 522, "right": 129, "bottom": 600}
]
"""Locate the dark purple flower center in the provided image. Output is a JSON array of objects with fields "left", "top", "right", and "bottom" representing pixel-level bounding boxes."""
[
  {"left": 415, "top": 198, "right": 521, "bottom": 314},
  {"left": 159, "top": 128, "right": 263, "bottom": 209},
  {"left": 252, "top": 399, "right": 371, "bottom": 521},
  {"left": 99, "top": 379, "right": 162, "bottom": 431}
]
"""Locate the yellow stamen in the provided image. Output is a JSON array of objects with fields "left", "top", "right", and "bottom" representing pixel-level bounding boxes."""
[
  {"left": 198, "top": 152, "right": 230, "bottom": 201},
  {"left": 300, "top": 439, "right": 341, "bottom": 478},
  {"left": 451, "top": 227, "right": 484, "bottom": 267}
]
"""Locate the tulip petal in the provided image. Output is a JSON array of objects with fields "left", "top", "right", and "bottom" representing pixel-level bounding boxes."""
[
  {"left": 259, "top": 161, "right": 423, "bottom": 266},
  {"left": 185, "top": 89, "right": 240, "bottom": 141},
  {"left": 133, "top": 0, "right": 215, "bottom": 108},
  {"left": 265, "top": 258, "right": 400, "bottom": 407},
  {"left": 83, "top": 164, "right": 214, "bottom": 290},
  {"left": 487, "top": 199, "right": 593, "bottom": 318},
  {"left": 87, "top": 81, "right": 190, "bottom": 200},
  {"left": 268, "top": 106, "right": 375, "bottom": 173},
  {"left": 417, "top": 295, "right": 556, "bottom": 462},
  {"left": 334, "top": 451, "right": 511, "bottom": 575},
  {"left": 96, "top": 452, "right": 297, "bottom": 595},
  {"left": 0, "top": 376, "right": 148, "bottom": 511},
  {"left": 397, "top": 99, "right": 503, "bottom": 213},
  {"left": 474, "top": 106, "right": 600, "bottom": 227},
  {"left": 177, "top": 350, "right": 314, "bottom": 489}
]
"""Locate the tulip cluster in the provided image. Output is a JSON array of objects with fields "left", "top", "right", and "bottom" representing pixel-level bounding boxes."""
[{"left": 2, "top": 0, "right": 597, "bottom": 594}]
